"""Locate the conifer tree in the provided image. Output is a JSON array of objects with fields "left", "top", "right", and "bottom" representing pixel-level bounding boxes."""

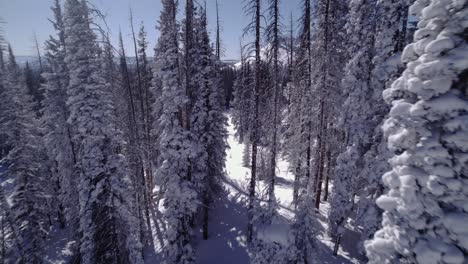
[
  {"left": 191, "top": 6, "right": 228, "bottom": 240},
  {"left": 284, "top": 0, "right": 311, "bottom": 209},
  {"left": 41, "top": 0, "right": 78, "bottom": 229},
  {"left": 366, "top": 0, "right": 468, "bottom": 263},
  {"left": 0, "top": 186, "right": 15, "bottom": 263},
  {"left": 355, "top": 0, "right": 410, "bottom": 251},
  {"left": 152, "top": 0, "right": 197, "bottom": 262},
  {"left": 328, "top": 0, "right": 378, "bottom": 254},
  {"left": 63, "top": 0, "right": 143, "bottom": 262},
  {"left": 4, "top": 45, "right": 48, "bottom": 264},
  {"left": 265, "top": 0, "right": 281, "bottom": 211},
  {"left": 0, "top": 41, "right": 9, "bottom": 158}
]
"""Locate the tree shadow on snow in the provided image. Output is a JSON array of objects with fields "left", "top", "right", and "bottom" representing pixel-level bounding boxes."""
[
  {"left": 274, "top": 175, "right": 294, "bottom": 187},
  {"left": 194, "top": 184, "right": 250, "bottom": 264},
  {"left": 222, "top": 177, "right": 294, "bottom": 216}
]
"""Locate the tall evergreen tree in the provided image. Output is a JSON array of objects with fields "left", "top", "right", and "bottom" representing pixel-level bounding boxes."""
[
  {"left": 366, "top": 0, "right": 468, "bottom": 263},
  {"left": 284, "top": 0, "right": 312, "bottom": 210},
  {"left": 41, "top": 0, "right": 78, "bottom": 230},
  {"left": 191, "top": 6, "right": 228, "bottom": 240},
  {"left": 354, "top": 0, "right": 410, "bottom": 252},
  {"left": 328, "top": 0, "right": 379, "bottom": 254},
  {"left": 63, "top": 0, "right": 143, "bottom": 262},
  {"left": 152, "top": 0, "right": 196, "bottom": 262},
  {"left": 4, "top": 45, "right": 48, "bottom": 264},
  {"left": 265, "top": 0, "right": 281, "bottom": 211},
  {"left": 0, "top": 40, "right": 9, "bottom": 159}
]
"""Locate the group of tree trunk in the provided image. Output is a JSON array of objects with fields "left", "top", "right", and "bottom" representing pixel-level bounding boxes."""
[
  {"left": 232, "top": 0, "right": 467, "bottom": 263},
  {"left": 0, "top": 0, "right": 228, "bottom": 263}
]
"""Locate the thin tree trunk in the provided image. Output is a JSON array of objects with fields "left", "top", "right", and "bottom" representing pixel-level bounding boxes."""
[
  {"left": 268, "top": 0, "right": 279, "bottom": 208},
  {"left": 1, "top": 216, "right": 5, "bottom": 264},
  {"left": 333, "top": 235, "right": 341, "bottom": 255},
  {"left": 55, "top": 166, "right": 66, "bottom": 229},
  {"left": 202, "top": 192, "right": 209, "bottom": 240},
  {"left": 293, "top": 159, "right": 301, "bottom": 209},
  {"left": 130, "top": 9, "right": 154, "bottom": 247},
  {"left": 185, "top": 0, "right": 193, "bottom": 131},
  {"left": 34, "top": 33, "right": 43, "bottom": 73},
  {"left": 397, "top": 4, "right": 409, "bottom": 52},
  {"left": 215, "top": 0, "right": 221, "bottom": 60},
  {"left": 288, "top": 13, "right": 294, "bottom": 78},
  {"left": 247, "top": 0, "right": 261, "bottom": 243},
  {"left": 184, "top": 0, "right": 194, "bottom": 190},
  {"left": 323, "top": 149, "right": 331, "bottom": 202},
  {"left": 303, "top": 0, "right": 312, "bottom": 186},
  {"left": 315, "top": 104, "right": 327, "bottom": 209}
]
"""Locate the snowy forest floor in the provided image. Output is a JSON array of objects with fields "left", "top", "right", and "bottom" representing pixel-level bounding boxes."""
[
  {"left": 0, "top": 115, "right": 366, "bottom": 263},
  {"left": 175, "top": 115, "right": 364, "bottom": 263}
]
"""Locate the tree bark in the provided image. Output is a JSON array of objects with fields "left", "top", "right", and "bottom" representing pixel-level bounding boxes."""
[
  {"left": 247, "top": 0, "right": 261, "bottom": 243},
  {"left": 268, "top": 0, "right": 280, "bottom": 208}
]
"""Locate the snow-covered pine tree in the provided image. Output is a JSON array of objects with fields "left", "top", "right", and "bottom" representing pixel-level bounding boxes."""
[
  {"left": 191, "top": 5, "right": 228, "bottom": 240},
  {"left": 0, "top": 186, "right": 15, "bottom": 262},
  {"left": 328, "top": 0, "right": 378, "bottom": 254},
  {"left": 289, "top": 186, "right": 321, "bottom": 264},
  {"left": 264, "top": 0, "right": 281, "bottom": 211},
  {"left": 0, "top": 41, "right": 9, "bottom": 159},
  {"left": 41, "top": 0, "right": 78, "bottom": 230},
  {"left": 309, "top": 0, "right": 348, "bottom": 212},
  {"left": 365, "top": 0, "right": 468, "bottom": 263},
  {"left": 4, "top": 45, "right": 48, "bottom": 264},
  {"left": 63, "top": 0, "right": 143, "bottom": 263},
  {"left": 328, "top": 0, "right": 377, "bottom": 254},
  {"left": 152, "top": 0, "right": 197, "bottom": 262},
  {"left": 284, "top": 0, "right": 311, "bottom": 210},
  {"left": 285, "top": 1, "right": 322, "bottom": 262},
  {"left": 354, "top": 0, "right": 411, "bottom": 252}
]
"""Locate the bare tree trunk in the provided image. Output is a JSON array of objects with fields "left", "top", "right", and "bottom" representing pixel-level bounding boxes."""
[
  {"left": 33, "top": 33, "right": 43, "bottom": 73},
  {"left": 333, "top": 235, "right": 341, "bottom": 255},
  {"left": 288, "top": 13, "right": 294, "bottom": 77},
  {"left": 293, "top": 159, "right": 301, "bottom": 209},
  {"left": 184, "top": 0, "right": 194, "bottom": 189},
  {"left": 1, "top": 216, "right": 5, "bottom": 264},
  {"left": 303, "top": 0, "right": 312, "bottom": 186},
  {"left": 215, "top": 0, "right": 221, "bottom": 60},
  {"left": 247, "top": 0, "right": 261, "bottom": 243},
  {"left": 323, "top": 149, "right": 331, "bottom": 201},
  {"left": 202, "top": 192, "right": 209, "bottom": 240},
  {"left": 130, "top": 9, "right": 154, "bottom": 248},
  {"left": 315, "top": 104, "right": 327, "bottom": 209},
  {"left": 54, "top": 166, "right": 66, "bottom": 229},
  {"left": 397, "top": 4, "right": 409, "bottom": 52},
  {"left": 268, "top": 0, "right": 280, "bottom": 208}
]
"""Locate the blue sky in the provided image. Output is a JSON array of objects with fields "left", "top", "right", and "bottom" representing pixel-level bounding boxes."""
[{"left": 1, "top": 0, "right": 301, "bottom": 60}]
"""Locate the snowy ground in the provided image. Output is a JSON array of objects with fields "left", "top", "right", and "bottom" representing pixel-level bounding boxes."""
[{"left": 188, "top": 116, "right": 365, "bottom": 263}]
